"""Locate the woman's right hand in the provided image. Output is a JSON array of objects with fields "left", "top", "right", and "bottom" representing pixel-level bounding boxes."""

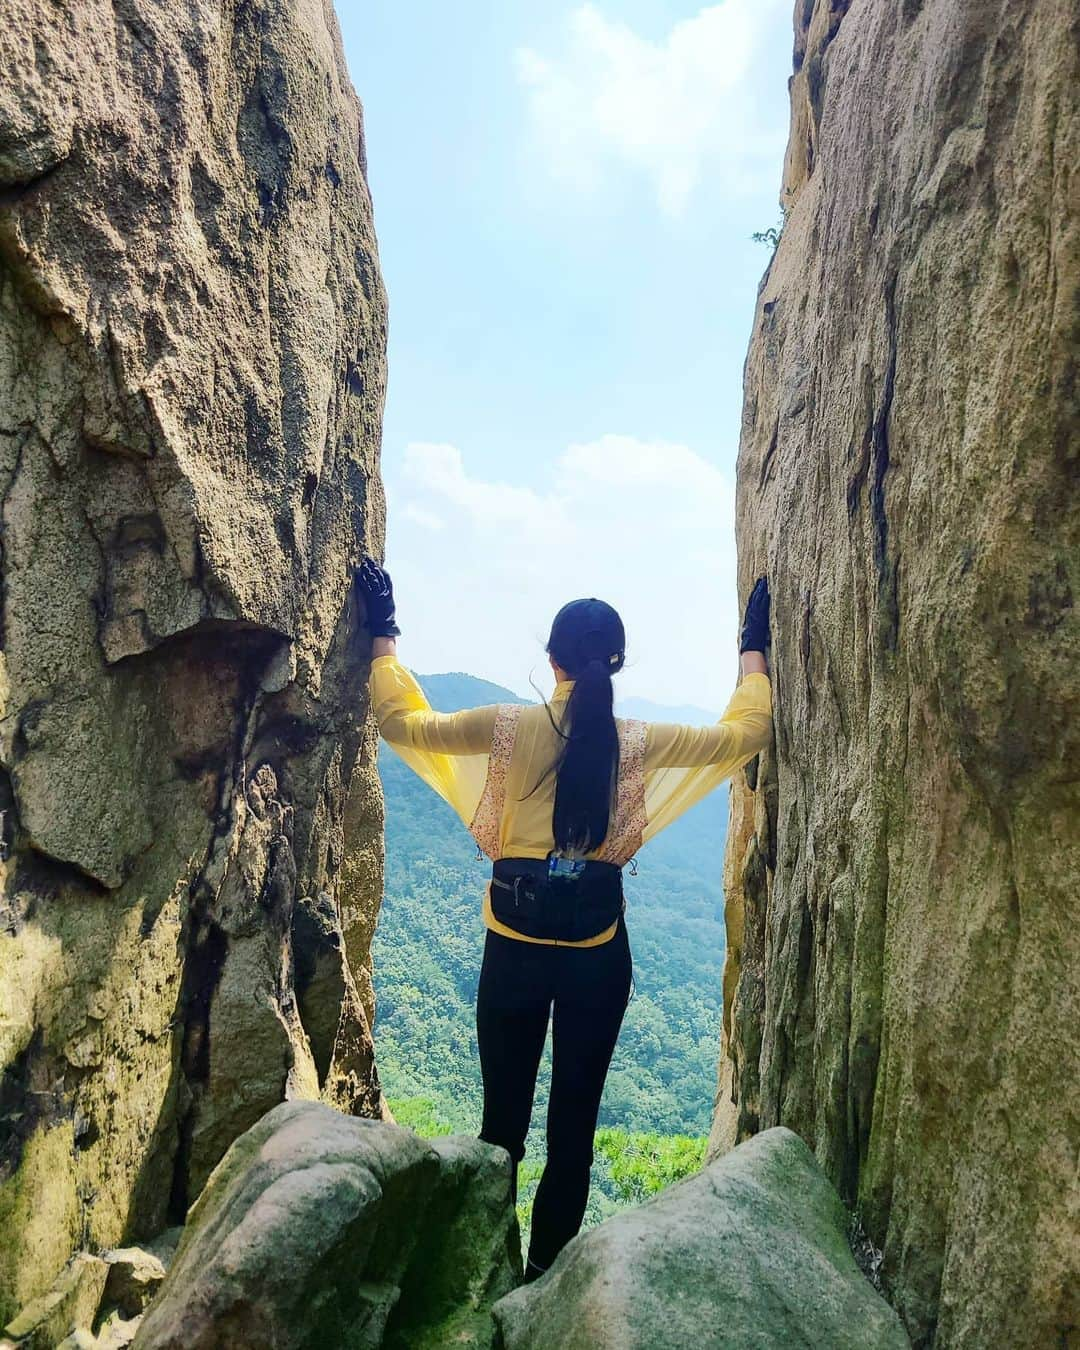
[{"left": 353, "top": 556, "right": 401, "bottom": 638}]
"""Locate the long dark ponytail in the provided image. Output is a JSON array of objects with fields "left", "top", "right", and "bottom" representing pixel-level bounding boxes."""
[{"left": 536, "top": 598, "right": 626, "bottom": 855}]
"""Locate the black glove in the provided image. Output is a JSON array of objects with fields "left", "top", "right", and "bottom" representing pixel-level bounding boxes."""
[
  {"left": 353, "top": 556, "right": 401, "bottom": 638},
  {"left": 739, "top": 576, "right": 770, "bottom": 653}
]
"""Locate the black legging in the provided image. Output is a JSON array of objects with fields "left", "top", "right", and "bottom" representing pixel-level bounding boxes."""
[{"left": 476, "top": 915, "right": 633, "bottom": 1271}]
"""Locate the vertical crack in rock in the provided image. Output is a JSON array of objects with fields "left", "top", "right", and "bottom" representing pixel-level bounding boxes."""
[
  {"left": 166, "top": 640, "right": 262, "bottom": 1222},
  {"left": 871, "top": 272, "right": 900, "bottom": 657},
  {"left": 169, "top": 920, "right": 227, "bottom": 1222}
]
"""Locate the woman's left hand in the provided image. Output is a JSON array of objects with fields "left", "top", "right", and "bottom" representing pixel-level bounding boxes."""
[{"left": 738, "top": 576, "right": 770, "bottom": 654}]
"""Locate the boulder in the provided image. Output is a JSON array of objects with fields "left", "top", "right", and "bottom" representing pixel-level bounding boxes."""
[
  {"left": 715, "top": 0, "right": 1079, "bottom": 1345},
  {"left": 132, "top": 1101, "right": 520, "bottom": 1350},
  {"left": 492, "top": 1128, "right": 908, "bottom": 1350},
  {"left": 139, "top": 1233, "right": 181, "bottom": 1274},
  {"left": 96, "top": 1315, "right": 140, "bottom": 1350},
  {"left": 383, "top": 1135, "right": 522, "bottom": 1349},
  {"left": 100, "top": 1250, "right": 166, "bottom": 1319}
]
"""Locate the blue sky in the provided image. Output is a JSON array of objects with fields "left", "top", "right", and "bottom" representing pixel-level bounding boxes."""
[{"left": 340, "top": 1, "right": 792, "bottom": 708}]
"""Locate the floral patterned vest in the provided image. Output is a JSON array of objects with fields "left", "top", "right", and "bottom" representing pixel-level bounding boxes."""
[{"left": 467, "top": 703, "right": 648, "bottom": 865}]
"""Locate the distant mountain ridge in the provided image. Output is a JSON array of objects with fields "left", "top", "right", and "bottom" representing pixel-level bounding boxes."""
[
  {"left": 417, "top": 671, "right": 531, "bottom": 712},
  {"left": 417, "top": 671, "right": 720, "bottom": 728}
]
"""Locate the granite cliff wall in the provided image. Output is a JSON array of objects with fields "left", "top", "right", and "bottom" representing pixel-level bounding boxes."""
[
  {"left": 712, "top": 2, "right": 1078, "bottom": 1346},
  {"left": 0, "top": 0, "right": 387, "bottom": 1321}
]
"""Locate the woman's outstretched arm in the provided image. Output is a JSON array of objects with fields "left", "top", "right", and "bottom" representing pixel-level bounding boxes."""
[
  {"left": 355, "top": 560, "right": 496, "bottom": 757},
  {"left": 637, "top": 577, "right": 773, "bottom": 842},
  {"left": 643, "top": 576, "right": 773, "bottom": 772},
  {"left": 354, "top": 559, "right": 496, "bottom": 825},
  {"left": 369, "top": 653, "right": 497, "bottom": 756}
]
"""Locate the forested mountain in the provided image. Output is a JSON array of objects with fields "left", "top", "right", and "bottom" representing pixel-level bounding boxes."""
[{"left": 373, "top": 672, "right": 732, "bottom": 1165}]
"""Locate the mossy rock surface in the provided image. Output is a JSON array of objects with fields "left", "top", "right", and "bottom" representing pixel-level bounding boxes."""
[
  {"left": 715, "top": 1, "right": 1080, "bottom": 1345},
  {"left": 132, "top": 1101, "right": 519, "bottom": 1350},
  {"left": 493, "top": 1127, "right": 909, "bottom": 1350},
  {"left": 3, "top": 1253, "right": 108, "bottom": 1350}
]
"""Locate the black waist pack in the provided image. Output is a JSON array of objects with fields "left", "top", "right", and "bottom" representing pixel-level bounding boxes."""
[{"left": 490, "top": 856, "right": 624, "bottom": 942}]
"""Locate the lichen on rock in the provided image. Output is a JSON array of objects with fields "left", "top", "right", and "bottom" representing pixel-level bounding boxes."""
[
  {"left": 713, "top": 2, "right": 1079, "bottom": 1347},
  {"left": 493, "top": 1127, "right": 909, "bottom": 1349},
  {"left": 0, "top": 0, "right": 389, "bottom": 1322},
  {"left": 2, "top": 1254, "right": 108, "bottom": 1350},
  {"left": 130, "top": 1101, "right": 521, "bottom": 1350}
]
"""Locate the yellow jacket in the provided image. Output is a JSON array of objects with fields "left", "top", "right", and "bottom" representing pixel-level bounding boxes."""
[{"left": 369, "top": 654, "right": 772, "bottom": 947}]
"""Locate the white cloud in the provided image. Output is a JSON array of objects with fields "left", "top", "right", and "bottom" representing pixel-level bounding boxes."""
[
  {"left": 384, "top": 435, "right": 743, "bottom": 710},
  {"left": 403, "top": 443, "right": 550, "bottom": 530},
  {"left": 401, "top": 503, "right": 446, "bottom": 531},
  {"left": 516, "top": 1, "right": 789, "bottom": 217}
]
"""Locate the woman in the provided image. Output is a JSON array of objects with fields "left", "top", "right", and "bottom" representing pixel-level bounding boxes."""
[{"left": 354, "top": 558, "right": 772, "bottom": 1281}]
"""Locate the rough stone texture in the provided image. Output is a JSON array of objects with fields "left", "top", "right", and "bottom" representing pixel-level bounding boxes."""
[
  {"left": 493, "top": 1127, "right": 909, "bottom": 1350},
  {"left": 100, "top": 1249, "right": 167, "bottom": 1319},
  {"left": 139, "top": 1232, "right": 181, "bottom": 1276},
  {"left": 132, "top": 1101, "right": 521, "bottom": 1350},
  {"left": 54, "top": 1310, "right": 142, "bottom": 1350},
  {"left": 2, "top": 1254, "right": 108, "bottom": 1350},
  {"left": 292, "top": 889, "right": 380, "bottom": 1117},
  {"left": 57, "top": 1335, "right": 102, "bottom": 1350},
  {"left": 56, "top": 1311, "right": 142, "bottom": 1350},
  {"left": 712, "top": 3, "right": 1079, "bottom": 1348},
  {"left": 384, "top": 1134, "right": 522, "bottom": 1350},
  {"left": 0, "top": 0, "right": 389, "bottom": 1324},
  {"left": 95, "top": 1316, "right": 141, "bottom": 1350}
]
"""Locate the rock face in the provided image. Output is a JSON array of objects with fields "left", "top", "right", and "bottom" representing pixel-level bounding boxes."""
[
  {"left": 0, "top": 0, "right": 388, "bottom": 1323},
  {"left": 2, "top": 1254, "right": 109, "bottom": 1350},
  {"left": 3, "top": 1240, "right": 172, "bottom": 1348},
  {"left": 713, "top": 2, "right": 1079, "bottom": 1348},
  {"left": 493, "top": 1127, "right": 909, "bottom": 1350},
  {"left": 132, "top": 1101, "right": 521, "bottom": 1350}
]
